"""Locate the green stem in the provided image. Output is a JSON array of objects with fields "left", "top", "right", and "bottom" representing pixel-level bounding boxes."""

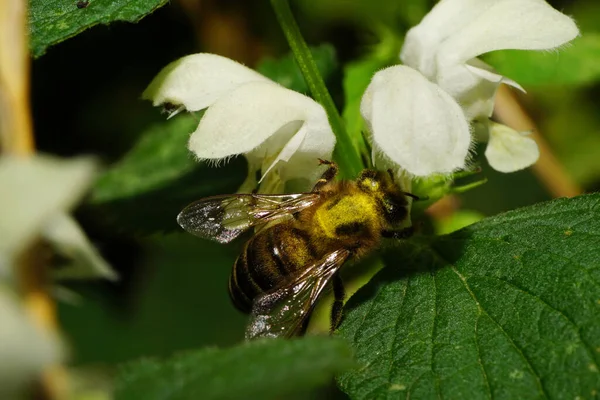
[{"left": 270, "top": 0, "right": 363, "bottom": 178}]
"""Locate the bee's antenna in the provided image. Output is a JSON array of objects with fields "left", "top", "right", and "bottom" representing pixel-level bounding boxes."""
[{"left": 403, "top": 192, "right": 427, "bottom": 201}]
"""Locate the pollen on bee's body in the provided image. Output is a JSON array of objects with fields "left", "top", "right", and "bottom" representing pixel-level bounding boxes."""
[{"left": 314, "top": 193, "right": 378, "bottom": 239}]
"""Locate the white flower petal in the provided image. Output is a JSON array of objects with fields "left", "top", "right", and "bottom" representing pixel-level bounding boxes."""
[
  {"left": 142, "top": 53, "right": 270, "bottom": 112},
  {"left": 259, "top": 122, "right": 307, "bottom": 181},
  {"left": 0, "top": 155, "right": 97, "bottom": 259},
  {"left": 401, "top": 0, "right": 497, "bottom": 76},
  {"left": 438, "top": 0, "right": 579, "bottom": 67},
  {"left": 436, "top": 59, "right": 525, "bottom": 120},
  {"left": 189, "top": 81, "right": 335, "bottom": 177},
  {"left": 42, "top": 213, "right": 118, "bottom": 281},
  {"left": 361, "top": 66, "right": 471, "bottom": 177},
  {"left": 485, "top": 122, "right": 539, "bottom": 172},
  {"left": 465, "top": 63, "right": 526, "bottom": 93},
  {"left": 280, "top": 119, "right": 335, "bottom": 182}
]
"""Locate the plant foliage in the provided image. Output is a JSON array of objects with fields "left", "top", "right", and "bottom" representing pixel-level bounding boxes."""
[{"left": 338, "top": 194, "right": 600, "bottom": 399}]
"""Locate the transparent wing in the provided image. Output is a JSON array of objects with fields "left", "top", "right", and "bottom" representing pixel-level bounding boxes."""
[
  {"left": 177, "top": 193, "right": 320, "bottom": 244},
  {"left": 245, "top": 249, "right": 351, "bottom": 340}
]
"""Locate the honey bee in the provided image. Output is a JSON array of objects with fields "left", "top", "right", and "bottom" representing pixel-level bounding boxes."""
[{"left": 177, "top": 160, "right": 417, "bottom": 339}]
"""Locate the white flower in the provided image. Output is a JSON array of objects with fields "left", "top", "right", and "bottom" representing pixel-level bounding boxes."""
[
  {"left": 0, "top": 155, "right": 117, "bottom": 281},
  {"left": 143, "top": 53, "right": 336, "bottom": 192},
  {"left": 402, "top": 0, "right": 578, "bottom": 120},
  {"left": 363, "top": 0, "right": 578, "bottom": 176},
  {"left": 0, "top": 154, "right": 116, "bottom": 396},
  {"left": 361, "top": 65, "right": 471, "bottom": 177}
]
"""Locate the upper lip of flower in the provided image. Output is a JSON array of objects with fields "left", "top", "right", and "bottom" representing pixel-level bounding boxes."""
[
  {"left": 401, "top": 0, "right": 580, "bottom": 83},
  {"left": 143, "top": 53, "right": 336, "bottom": 191},
  {"left": 367, "top": 0, "right": 580, "bottom": 175}
]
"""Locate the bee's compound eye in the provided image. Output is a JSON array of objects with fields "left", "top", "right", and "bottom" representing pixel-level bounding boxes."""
[{"left": 382, "top": 194, "right": 407, "bottom": 223}]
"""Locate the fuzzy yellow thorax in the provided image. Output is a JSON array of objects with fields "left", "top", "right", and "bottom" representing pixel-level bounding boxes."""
[{"left": 314, "top": 193, "right": 378, "bottom": 239}]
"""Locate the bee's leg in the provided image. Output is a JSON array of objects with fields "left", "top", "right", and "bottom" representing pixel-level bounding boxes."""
[
  {"left": 297, "top": 317, "right": 311, "bottom": 336},
  {"left": 330, "top": 272, "right": 345, "bottom": 333},
  {"left": 382, "top": 225, "right": 415, "bottom": 239},
  {"left": 312, "top": 159, "right": 338, "bottom": 191}
]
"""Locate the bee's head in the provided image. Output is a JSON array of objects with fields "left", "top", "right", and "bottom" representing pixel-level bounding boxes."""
[{"left": 357, "top": 169, "right": 409, "bottom": 226}]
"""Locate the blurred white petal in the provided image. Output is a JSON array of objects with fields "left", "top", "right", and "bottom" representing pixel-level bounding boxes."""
[
  {"left": 142, "top": 53, "right": 270, "bottom": 112},
  {"left": 42, "top": 213, "right": 118, "bottom": 281},
  {"left": 0, "top": 155, "right": 97, "bottom": 260},
  {"left": 0, "top": 286, "right": 62, "bottom": 398},
  {"left": 485, "top": 122, "right": 539, "bottom": 172},
  {"left": 361, "top": 66, "right": 471, "bottom": 177}
]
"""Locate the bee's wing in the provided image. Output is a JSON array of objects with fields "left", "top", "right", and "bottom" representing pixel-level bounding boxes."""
[
  {"left": 177, "top": 193, "right": 320, "bottom": 244},
  {"left": 245, "top": 249, "right": 351, "bottom": 340}
]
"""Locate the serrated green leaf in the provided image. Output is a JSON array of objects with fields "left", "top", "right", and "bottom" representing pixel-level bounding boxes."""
[
  {"left": 484, "top": 34, "right": 600, "bottom": 86},
  {"left": 338, "top": 194, "right": 600, "bottom": 399},
  {"left": 115, "top": 337, "right": 354, "bottom": 400},
  {"left": 86, "top": 115, "right": 245, "bottom": 234},
  {"left": 29, "top": 0, "right": 168, "bottom": 57},
  {"left": 256, "top": 44, "right": 337, "bottom": 93}
]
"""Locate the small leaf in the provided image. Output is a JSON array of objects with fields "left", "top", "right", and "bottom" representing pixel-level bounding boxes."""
[
  {"left": 87, "top": 115, "right": 245, "bottom": 234},
  {"left": 484, "top": 34, "right": 600, "bottom": 86},
  {"left": 115, "top": 337, "right": 354, "bottom": 400},
  {"left": 338, "top": 194, "right": 600, "bottom": 399},
  {"left": 29, "top": 0, "right": 168, "bottom": 57},
  {"left": 256, "top": 44, "right": 337, "bottom": 93}
]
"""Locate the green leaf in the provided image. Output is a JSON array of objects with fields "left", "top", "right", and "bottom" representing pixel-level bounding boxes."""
[
  {"left": 29, "top": 0, "right": 168, "bottom": 58},
  {"left": 115, "top": 337, "right": 354, "bottom": 400},
  {"left": 86, "top": 115, "right": 245, "bottom": 234},
  {"left": 256, "top": 44, "right": 337, "bottom": 94},
  {"left": 483, "top": 34, "right": 600, "bottom": 86},
  {"left": 338, "top": 194, "right": 600, "bottom": 399}
]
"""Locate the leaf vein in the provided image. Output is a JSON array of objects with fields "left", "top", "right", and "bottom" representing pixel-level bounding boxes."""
[
  {"left": 474, "top": 312, "right": 493, "bottom": 399},
  {"left": 489, "top": 276, "right": 600, "bottom": 371},
  {"left": 450, "top": 266, "right": 550, "bottom": 399}
]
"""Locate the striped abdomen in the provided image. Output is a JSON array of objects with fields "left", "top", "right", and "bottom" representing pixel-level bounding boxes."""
[{"left": 228, "top": 221, "right": 320, "bottom": 313}]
